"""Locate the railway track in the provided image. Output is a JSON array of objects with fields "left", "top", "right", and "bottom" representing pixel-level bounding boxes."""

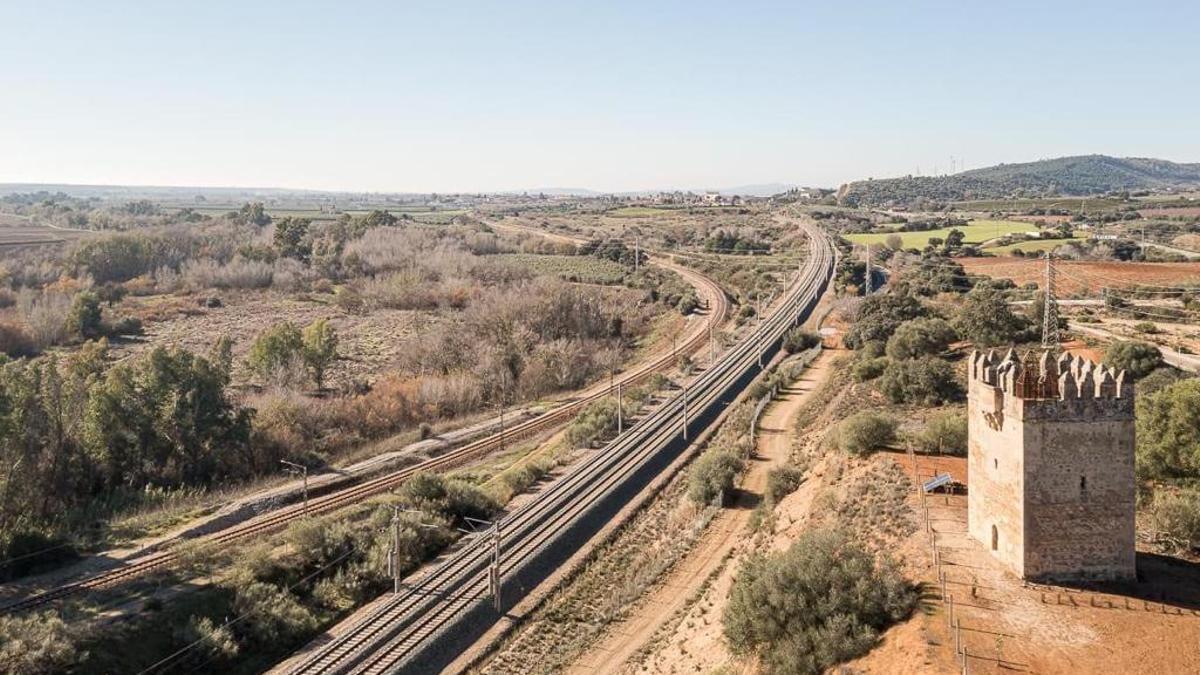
[
  {"left": 282, "top": 222, "right": 834, "bottom": 675},
  {"left": 0, "top": 248, "right": 729, "bottom": 616}
]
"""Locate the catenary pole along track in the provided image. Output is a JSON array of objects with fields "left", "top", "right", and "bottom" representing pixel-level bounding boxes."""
[
  {"left": 0, "top": 248, "right": 728, "bottom": 616},
  {"left": 283, "top": 222, "right": 834, "bottom": 675}
]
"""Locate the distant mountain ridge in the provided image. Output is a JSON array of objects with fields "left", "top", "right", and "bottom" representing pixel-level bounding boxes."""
[{"left": 838, "top": 155, "right": 1200, "bottom": 206}]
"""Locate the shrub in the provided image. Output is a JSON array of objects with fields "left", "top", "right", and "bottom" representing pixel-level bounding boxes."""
[
  {"left": 1149, "top": 489, "right": 1200, "bottom": 554},
  {"left": 885, "top": 317, "right": 957, "bottom": 360},
  {"left": 0, "top": 611, "right": 83, "bottom": 674},
  {"left": 397, "top": 473, "right": 497, "bottom": 523},
  {"left": 18, "top": 288, "right": 72, "bottom": 348},
  {"left": 107, "top": 316, "right": 143, "bottom": 337},
  {"left": 1136, "top": 379, "right": 1200, "bottom": 480},
  {"left": 65, "top": 291, "right": 103, "bottom": 340},
  {"left": 687, "top": 450, "right": 743, "bottom": 505},
  {"left": 877, "top": 356, "right": 960, "bottom": 405},
  {"left": 833, "top": 412, "right": 897, "bottom": 456},
  {"left": 782, "top": 328, "right": 821, "bottom": 353},
  {"left": 0, "top": 320, "right": 36, "bottom": 357},
  {"left": 852, "top": 356, "right": 888, "bottom": 381},
  {"left": 247, "top": 321, "right": 305, "bottom": 386},
  {"left": 565, "top": 398, "right": 623, "bottom": 448},
  {"left": 1134, "top": 321, "right": 1160, "bottom": 334},
  {"left": 176, "top": 616, "right": 239, "bottom": 662},
  {"left": 301, "top": 318, "right": 339, "bottom": 390},
  {"left": 1137, "top": 367, "right": 1189, "bottom": 397},
  {"left": 844, "top": 294, "right": 926, "bottom": 350},
  {"left": 765, "top": 464, "right": 805, "bottom": 503},
  {"left": 1103, "top": 341, "right": 1163, "bottom": 379},
  {"left": 917, "top": 411, "right": 967, "bottom": 455},
  {"left": 723, "top": 529, "right": 917, "bottom": 675},
  {"left": 231, "top": 581, "right": 318, "bottom": 644},
  {"left": 954, "top": 286, "right": 1030, "bottom": 347}
]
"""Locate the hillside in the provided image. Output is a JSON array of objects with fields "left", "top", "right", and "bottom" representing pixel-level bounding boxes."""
[{"left": 839, "top": 155, "right": 1200, "bottom": 206}]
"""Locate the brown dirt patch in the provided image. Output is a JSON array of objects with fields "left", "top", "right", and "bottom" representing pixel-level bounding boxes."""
[
  {"left": 960, "top": 258, "right": 1200, "bottom": 295},
  {"left": 1139, "top": 207, "right": 1200, "bottom": 218},
  {"left": 114, "top": 290, "right": 432, "bottom": 390}
]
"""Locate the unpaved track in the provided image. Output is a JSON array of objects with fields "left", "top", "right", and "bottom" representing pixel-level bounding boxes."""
[{"left": 567, "top": 347, "right": 838, "bottom": 674}]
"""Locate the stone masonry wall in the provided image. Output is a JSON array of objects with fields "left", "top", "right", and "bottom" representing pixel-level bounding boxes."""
[
  {"left": 1021, "top": 403, "right": 1136, "bottom": 581},
  {"left": 968, "top": 377, "right": 1026, "bottom": 576},
  {"left": 967, "top": 349, "right": 1136, "bottom": 582}
]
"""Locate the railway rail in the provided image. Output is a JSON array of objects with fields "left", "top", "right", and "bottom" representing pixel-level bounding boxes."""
[
  {"left": 0, "top": 249, "right": 729, "bottom": 616},
  {"left": 282, "top": 222, "right": 834, "bottom": 675}
]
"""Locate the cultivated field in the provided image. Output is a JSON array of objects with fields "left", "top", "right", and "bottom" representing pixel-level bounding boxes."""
[
  {"left": 0, "top": 215, "right": 90, "bottom": 246},
  {"left": 845, "top": 219, "right": 1030, "bottom": 248},
  {"left": 960, "top": 257, "right": 1200, "bottom": 294}
]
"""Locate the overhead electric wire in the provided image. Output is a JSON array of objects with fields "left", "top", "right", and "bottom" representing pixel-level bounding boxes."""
[{"left": 138, "top": 544, "right": 361, "bottom": 675}]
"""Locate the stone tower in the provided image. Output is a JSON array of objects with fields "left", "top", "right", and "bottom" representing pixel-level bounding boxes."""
[{"left": 966, "top": 349, "right": 1136, "bottom": 582}]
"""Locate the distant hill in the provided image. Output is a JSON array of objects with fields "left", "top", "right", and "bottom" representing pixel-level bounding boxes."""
[{"left": 838, "top": 155, "right": 1200, "bottom": 206}]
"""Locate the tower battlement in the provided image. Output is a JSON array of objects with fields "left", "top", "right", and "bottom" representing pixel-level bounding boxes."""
[
  {"left": 968, "top": 348, "right": 1132, "bottom": 403},
  {"left": 967, "top": 349, "right": 1136, "bottom": 582}
]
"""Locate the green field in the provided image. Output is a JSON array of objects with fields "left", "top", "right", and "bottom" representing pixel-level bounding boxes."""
[
  {"left": 844, "top": 220, "right": 1031, "bottom": 249},
  {"left": 492, "top": 253, "right": 628, "bottom": 284},
  {"left": 986, "top": 237, "right": 1082, "bottom": 255}
]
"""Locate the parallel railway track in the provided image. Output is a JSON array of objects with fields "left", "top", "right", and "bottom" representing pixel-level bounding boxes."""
[
  {"left": 283, "top": 222, "right": 834, "bottom": 675},
  {"left": 0, "top": 253, "right": 728, "bottom": 616}
]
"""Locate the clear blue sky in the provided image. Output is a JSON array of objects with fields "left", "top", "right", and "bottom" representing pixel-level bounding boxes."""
[{"left": 1, "top": 1, "right": 1197, "bottom": 193}]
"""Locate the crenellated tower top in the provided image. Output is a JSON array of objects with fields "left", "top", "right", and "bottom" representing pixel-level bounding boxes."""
[{"left": 968, "top": 349, "right": 1131, "bottom": 402}]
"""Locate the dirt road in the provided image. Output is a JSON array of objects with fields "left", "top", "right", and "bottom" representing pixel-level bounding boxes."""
[{"left": 567, "top": 347, "right": 838, "bottom": 674}]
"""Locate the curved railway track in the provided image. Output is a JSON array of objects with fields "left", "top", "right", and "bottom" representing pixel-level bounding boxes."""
[
  {"left": 0, "top": 246, "right": 729, "bottom": 616},
  {"left": 283, "top": 222, "right": 834, "bottom": 675}
]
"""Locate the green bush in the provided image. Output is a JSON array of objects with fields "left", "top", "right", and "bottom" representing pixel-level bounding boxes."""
[
  {"left": 397, "top": 473, "right": 498, "bottom": 523},
  {"left": 844, "top": 294, "right": 927, "bottom": 350},
  {"left": 885, "top": 317, "right": 957, "bottom": 360},
  {"left": 1103, "top": 341, "right": 1164, "bottom": 379},
  {"left": 723, "top": 529, "right": 917, "bottom": 675},
  {"left": 1136, "top": 379, "right": 1200, "bottom": 480},
  {"left": 66, "top": 291, "right": 103, "bottom": 340},
  {"left": 565, "top": 398, "right": 624, "bottom": 448},
  {"left": 1134, "top": 321, "right": 1160, "bottom": 334},
  {"left": 765, "top": 464, "right": 805, "bottom": 503},
  {"left": 916, "top": 411, "right": 967, "bottom": 455},
  {"left": 833, "top": 412, "right": 897, "bottom": 456},
  {"left": 1149, "top": 489, "right": 1200, "bottom": 554},
  {"left": 1138, "top": 367, "right": 1190, "bottom": 397},
  {"left": 247, "top": 321, "right": 305, "bottom": 384},
  {"left": 954, "top": 286, "right": 1030, "bottom": 347},
  {"left": 687, "top": 450, "right": 743, "bottom": 505},
  {"left": 231, "top": 581, "right": 318, "bottom": 644},
  {"left": 877, "top": 356, "right": 960, "bottom": 405},
  {"left": 852, "top": 356, "right": 888, "bottom": 381},
  {"left": 782, "top": 328, "right": 822, "bottom": 354},
  {"left": 0, "top": 611, "right": 83, "bottom": 674}
]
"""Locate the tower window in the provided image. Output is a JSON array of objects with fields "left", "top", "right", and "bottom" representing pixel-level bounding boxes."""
[
  {"left": 1080, "top": 475, "right": 1088, "bottom": 501},
  {"left": 991, "top": 524, "right": 998, "bottom": 551},
  {"left": 993, "top": 458, "right": 998, "bottom": 470}
]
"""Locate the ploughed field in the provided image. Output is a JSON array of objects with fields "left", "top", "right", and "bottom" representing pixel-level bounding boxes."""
[{"left": 959, "top": 257, "right": 1200, "bottom": 295}]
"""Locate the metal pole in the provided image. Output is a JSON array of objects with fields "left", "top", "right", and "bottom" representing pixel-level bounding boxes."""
[
  {"left": 617, "top": 381, "right": 623, "bottom": 434},
  {"left": 280, "top": 460, "right": 309, "bottom": 518},
  {"left": 491, "top": 522, "right": 502, "bottom": 613},
  {"left": 634, "top": 239, "right": 639, "bottom": 273},
  {"left": 392, "top": 507, "right": 401, "bottom": 594},
  {"left": 681, "top": 384, "right": 689, "bottom": 440}
]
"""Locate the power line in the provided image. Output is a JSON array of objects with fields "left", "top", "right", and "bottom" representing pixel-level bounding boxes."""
[
  {"left": 137, "top": 544, "right": 360, "bottom": 675},
  {"left": 1042, "top": 253, "right": 1060, "bottom": 347}
]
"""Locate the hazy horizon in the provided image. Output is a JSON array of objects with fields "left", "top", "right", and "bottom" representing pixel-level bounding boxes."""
[{"left": 3, "top": 1, "right": 1198, "bottom": 193}]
